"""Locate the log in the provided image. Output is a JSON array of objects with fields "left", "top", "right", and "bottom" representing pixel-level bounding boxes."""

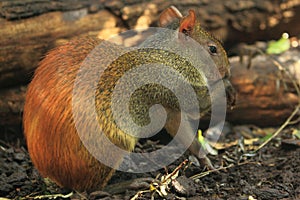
[
  {"left": 0, "top": 8, "right": 122, "bottom": 88},
  {"left": 1, "top": 0, "right": 300, "bottom": 88},
  {"left": 0, "top": 86, "right": 25, "bottom": 125},
  {"left": 226, "top": 50, "right": 300, "bottom": 126}
]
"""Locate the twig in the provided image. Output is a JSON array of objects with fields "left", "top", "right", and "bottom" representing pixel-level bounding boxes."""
[
  {"left": 22, "top": 192, "right": 73, "bottom": 200},
  {"left": 130, "top": 159, "right": 188, "bottom": 199},
  {"left": 244, "top": 47, "right": 300, "bottom": 152},
  {"left": 190, "top": 161, "right": 260, "bottom": 180},
  {"left": 254, "top": 105, "right": 300, "bottom": 152}
]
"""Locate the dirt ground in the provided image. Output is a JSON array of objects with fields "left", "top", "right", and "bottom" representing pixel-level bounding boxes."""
[{"left": 0, "top": 124, "right": 300, "bottom": 200}]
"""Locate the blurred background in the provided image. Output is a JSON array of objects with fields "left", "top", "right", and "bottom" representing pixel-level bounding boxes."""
[{"left": 0, "top": 0, "right": 300, "bottom": 199}]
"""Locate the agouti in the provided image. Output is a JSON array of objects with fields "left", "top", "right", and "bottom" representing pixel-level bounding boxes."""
[{"left": 23, "top": 6, "right": 235, "bottom": 192}]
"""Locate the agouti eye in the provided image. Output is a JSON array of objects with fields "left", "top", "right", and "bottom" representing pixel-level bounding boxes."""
[{"left": 208, "top": 45, "right": 218, "bottom": 55}]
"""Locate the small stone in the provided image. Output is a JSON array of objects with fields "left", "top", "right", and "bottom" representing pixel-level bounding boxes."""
[
  {"left": 173, "top": 176, "right": 197, "bottom": 197},
  {"left": 14, "top": 152, "right": 26, "bottom": 161}
]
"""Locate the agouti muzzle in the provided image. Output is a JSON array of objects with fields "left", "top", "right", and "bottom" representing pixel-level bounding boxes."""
[{"left": 23, "top": 6, "right": 235, "bottom": 192}]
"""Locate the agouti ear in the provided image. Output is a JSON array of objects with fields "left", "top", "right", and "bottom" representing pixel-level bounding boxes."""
[
  {"left": 179, "top": 9, "right": 196, "bottom": 36},
  {"left": 159, "top": 6, "right": 183, "bottom": 27}
]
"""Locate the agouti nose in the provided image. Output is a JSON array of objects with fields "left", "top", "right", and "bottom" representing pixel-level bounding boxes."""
[{"left": 224, "top": 79, "right": 236, "bottom": 109}]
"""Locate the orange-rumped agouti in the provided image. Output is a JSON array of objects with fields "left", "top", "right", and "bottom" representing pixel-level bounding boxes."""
[{"left": 23, "top": 6, "right": 235, "bottom": 192}]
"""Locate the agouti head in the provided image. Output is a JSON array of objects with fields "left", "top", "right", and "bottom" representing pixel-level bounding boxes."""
[
  {"left": 23, "top": 6, "right": 235, "bottom": 192},
  {"left": 129, "top": 6, "right": 235, "bottom": 120},
  {"left": 159, "top": 6, "right": 230, "bottom": 79}
]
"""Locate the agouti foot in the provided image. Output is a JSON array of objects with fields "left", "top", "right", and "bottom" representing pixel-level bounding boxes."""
[{"left": 199, "top": 156, "right": 216, "bottom": 171}]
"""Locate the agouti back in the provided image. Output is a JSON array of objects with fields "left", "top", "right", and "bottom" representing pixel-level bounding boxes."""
[{"left": 23, "top": 6, "right": 235, "bottom": 192}]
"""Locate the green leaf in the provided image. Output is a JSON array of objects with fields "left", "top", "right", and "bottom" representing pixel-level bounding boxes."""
[
  {"left": 259, "top": 133, "right": 273, "bottom": 142},
  {"left": 197, "top": 130, "right": 218, "bottom": 155},
  {"left": 266, "top": 33, "right": 290, "bottom": 54},
  {"left": 292, "top": 129, "right": 300, "bottom": 139}
]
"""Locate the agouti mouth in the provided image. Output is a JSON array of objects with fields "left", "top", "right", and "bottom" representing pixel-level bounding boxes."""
[{"left": 225, "top": 83, "right": 236, "bottom": 109}]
